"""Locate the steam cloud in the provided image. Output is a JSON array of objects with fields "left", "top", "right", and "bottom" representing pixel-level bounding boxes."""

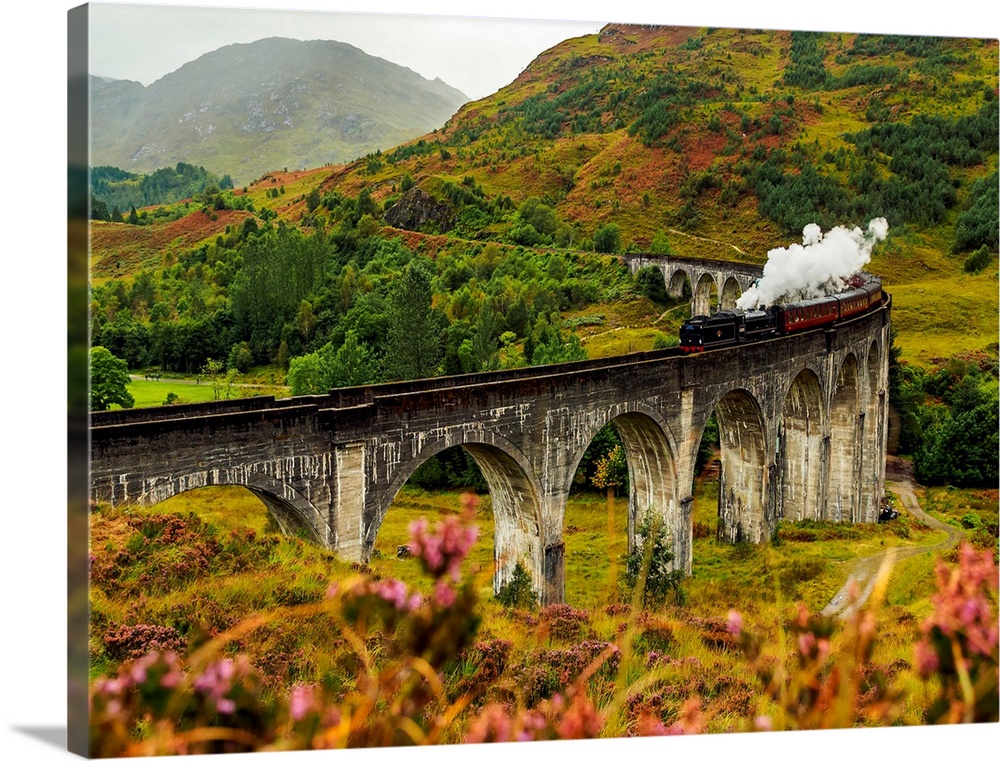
[{"left": 736, "top": 218, "right": 889, "bottom": 310}]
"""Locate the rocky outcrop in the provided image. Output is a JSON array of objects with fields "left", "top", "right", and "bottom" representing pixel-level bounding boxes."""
[{"left": 383, "top": 188, "right": 456, "bottom": 233}]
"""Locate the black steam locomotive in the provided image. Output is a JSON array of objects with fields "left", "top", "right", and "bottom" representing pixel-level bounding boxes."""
[{"left": 678, "top": 277, "right": 883, "bottom": 353}]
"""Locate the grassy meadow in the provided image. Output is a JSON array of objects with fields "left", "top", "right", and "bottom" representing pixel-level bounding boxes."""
[
  {"left": 119, "top": 375, "right": 290, "bottom": 409},
  {"left": 88, "top": 457, "right": 989, "bottom": 744}
]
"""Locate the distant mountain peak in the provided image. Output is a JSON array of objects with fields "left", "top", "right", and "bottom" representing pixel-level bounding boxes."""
[{"left": 90, "top": 37, "right": 468, "bottom": 184}]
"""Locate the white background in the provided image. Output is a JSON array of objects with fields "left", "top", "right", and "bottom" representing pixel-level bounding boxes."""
[{"left": 2, "top": 1, "right": 998, "bottom": 759}]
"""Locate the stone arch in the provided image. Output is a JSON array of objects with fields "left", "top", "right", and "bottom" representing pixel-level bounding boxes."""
[
  {"left": 779, "top": 369, "right": 825, "bottom": 522},
  {"left": 827, "top": 354, "right": 861, "bottom": 522},
  {"left": 713, "top": 389, "right": 769, "bottom": 543},
  {"left": 140, "top": 469, "right": 329, "bottom": 545},
  {"left": 569, "top": 409, "right": 680, "bottom": 553},
  {"left": 720, "top": 276, "right": 742, "bottom": 310},
  {"left": 861, "top": 340, "right": 884, "bottom": 522},
  {"left": 374, "top": 433, "right": 543, "bottom": 595},
  {"left": 693, "top": 272, "right": 718, "bottom": 316},
  {"left": 668, "top": 269, "right": 691, "bottom": 300}
]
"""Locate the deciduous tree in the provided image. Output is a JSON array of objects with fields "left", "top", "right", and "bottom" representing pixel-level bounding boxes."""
[{"left": 90, "top": 346, "right": 134, "bottom": 411}]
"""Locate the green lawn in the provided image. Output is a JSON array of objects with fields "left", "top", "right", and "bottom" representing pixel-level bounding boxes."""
[
  {"left": 123, "top": 378, "right": 220, "bottom": 408},
  {"left": 118, "top": 377, "right": 288, "bottom": 409}
]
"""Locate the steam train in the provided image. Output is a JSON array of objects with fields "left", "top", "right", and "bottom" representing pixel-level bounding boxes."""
[{"left": 678, "top": 276, "right": 883, "bottom": 353}]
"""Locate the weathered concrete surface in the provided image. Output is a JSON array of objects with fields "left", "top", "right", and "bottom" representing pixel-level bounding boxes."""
[{"left": 91, "top": 260, "right": 890, "bottom": 605}]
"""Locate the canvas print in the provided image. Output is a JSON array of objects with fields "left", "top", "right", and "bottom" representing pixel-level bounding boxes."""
[{"left": 69, "top": 1, "right": 999, "bottom": 757}]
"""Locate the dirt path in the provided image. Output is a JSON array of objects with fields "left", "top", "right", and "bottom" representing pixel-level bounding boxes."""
[
  {"left": 819, "top": 457, "right": 964, "bottom": 620},
  {"left": 665, "top": 227, "right": 750, "bottom": 258}
]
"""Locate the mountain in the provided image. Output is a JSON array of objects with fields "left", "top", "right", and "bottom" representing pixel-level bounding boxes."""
[{"left": 89, "top": 37, "right": 469, "bottom": 185}]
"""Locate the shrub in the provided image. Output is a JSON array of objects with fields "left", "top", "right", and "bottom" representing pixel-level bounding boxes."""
[
  {"left": 102, "top": 623, "right": 187, "bottom": 662},
  {"left": 538, "top": 604, "right": 592, "bottom": 642},
  {"left": 652, "top": 333, "right": 679, "bottom": 350},
  {"left": 593, "top": 223, "right": 621, "bottom": 253},
  {"left": 496, "top": 561, "right": 539, "bottom": 610},
  {"left": 636, "top": 265, "right": 668, "bottom": 304},
  {"left": 961, "top": 512, "right": 983, "bottom": 530},
  {"left": 964, "top": 244, "right": 995, "bottom": 273},
  {"left": 621, "top": 511, "right": 685, "bottom": 608}
]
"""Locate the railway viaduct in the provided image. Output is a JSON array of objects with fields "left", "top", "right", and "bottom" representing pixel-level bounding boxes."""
[
  {"left": 90, "top": 259, "right": 891, "bottom": 604},
  {"left": 622, "top": 253, "right": 763, "bottom": 316}
]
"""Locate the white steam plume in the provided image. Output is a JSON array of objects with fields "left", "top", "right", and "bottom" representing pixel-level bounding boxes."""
[{"left": 736, "top": 218, "right": 889, "bottom": 310}]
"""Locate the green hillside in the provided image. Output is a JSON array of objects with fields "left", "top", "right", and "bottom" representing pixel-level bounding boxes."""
[{"left": 89, "top": 24, "right": 998, "bottom": 484}]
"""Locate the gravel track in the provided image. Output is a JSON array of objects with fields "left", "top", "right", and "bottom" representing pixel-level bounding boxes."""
[{"left": 819, "top": 457, "right": 964, "bottom": 619}]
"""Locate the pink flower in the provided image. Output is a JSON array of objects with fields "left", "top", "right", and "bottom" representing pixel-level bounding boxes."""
[
  {"left": 465, "top": 704, "right": 514, "bottom": 743},
  {"left": 754, "top": 715, "right": 773, "bottom": 731},
  {"left": 159, "top": 669, "right": 182, "bottom": 689},
  {"left": 636, "top": 713, "right": 668, "bottom": 736},
  {"left": 663, "top": 697, "right": 705, "bottom": 735},
  {"left": 408, "top": 503, "right": 479, "bottom": 580},
  {"left": 915, "top": 639, "right": 940, "bottom": 679},
  {"left": 289, "top": 684, "right": 318, "bottom": 722},
  {"left": 915, "top": 542, "right": 999, "bottom": 683},
  {"left": 556, "top": 692, "right": 602, "bottom": 739},
  {"left": 726, "top": 610, "right": 743, "bottom": 637},
  {"left": 193, "top": 657, "right": 248, "bottom": 714},
  {"left": 433, "top": 580, "right": 457, "bottom": 607},
  {"left": 374, "top": 579, "right": 408, "bottom": 608},
  {"left": 798, "top": 632, "right": 816, "bottom": 657}
]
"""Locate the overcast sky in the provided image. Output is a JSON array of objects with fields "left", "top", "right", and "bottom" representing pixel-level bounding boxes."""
[{"left": 88, "top": 2, "right": 603, "bottom": 101}]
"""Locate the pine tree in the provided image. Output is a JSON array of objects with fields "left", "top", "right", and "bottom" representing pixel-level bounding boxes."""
[{"left": 383, "top": 265, "right": 443, "bottom": 381}]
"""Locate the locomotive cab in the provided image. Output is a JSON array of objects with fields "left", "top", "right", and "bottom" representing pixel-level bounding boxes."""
[{"left": 680, "top": 311, "right": 745, "bottom": 352}]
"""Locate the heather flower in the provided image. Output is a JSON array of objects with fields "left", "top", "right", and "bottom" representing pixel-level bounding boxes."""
[
  {"left": 914, "top": 639, "right": 940, "bottom": 679},
  {"left": 433, "top": 579, "right": 457, "bottom": 607},
  {"left": 636, "top": 712, "right": 668, "bottom": 736},
  {"left": 556, "top": 691, "right": 602, "bottom": 739},
  {"left": 798, "top": 632, "right": 816, "bottom": 658},
  {"left": 664, "top": 696, "right": 706, "bottom": 735},
  {"left": 192, "top": 656, "right": 250, "bottom": 715},
  {"left": 408, "top": 496, "right": 479, "bottom": 580},
  {"left": 726, "top": 609, "right": 743, "bottom": 637},
  {"left": 373, "top": 578, "right": 412, "bottom": 609},
  {"left": 289, "top": 684, "right": 319, "bottom": 722},
  {"left": 465, "top": 703, "right": 516, "bottom": 743},
  {"left": 914, "top": 542, "right": 999, "bottom": 722},
  {"left": 129, "top": 661, "right": 148, "bottom": 684},
  {"left": 754, "top": 715, "right": 773, "bottom": 731}
]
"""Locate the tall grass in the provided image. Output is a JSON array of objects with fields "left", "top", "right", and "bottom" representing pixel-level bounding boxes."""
[{"left": 87, "top": 480, "right": 997, "bottom": 755}]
